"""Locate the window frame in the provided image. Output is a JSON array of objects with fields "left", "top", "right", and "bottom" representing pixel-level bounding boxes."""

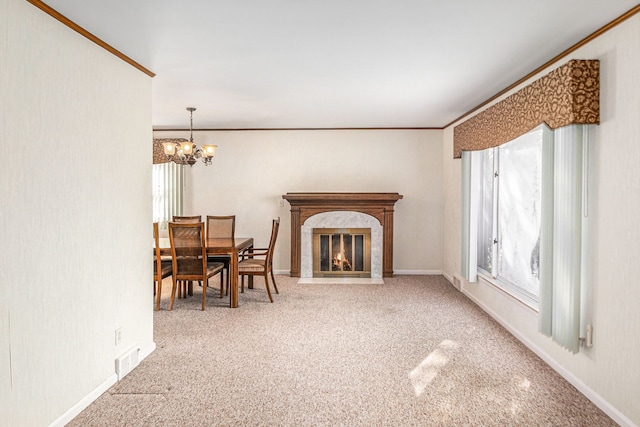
[{"left": 473, "top": 125, "right": 549, "bottom": 311}]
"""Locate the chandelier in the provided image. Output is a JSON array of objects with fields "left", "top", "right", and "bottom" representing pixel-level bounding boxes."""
[{"left": 162, "top": 107, "right": 217, "bottom": 166}]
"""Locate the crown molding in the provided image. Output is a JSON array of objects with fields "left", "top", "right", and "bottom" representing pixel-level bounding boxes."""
[{"left": 25, "top": 0, "right": 155, "bottom": 77}]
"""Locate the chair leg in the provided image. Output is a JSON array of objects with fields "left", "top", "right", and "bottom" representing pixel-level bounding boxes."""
[
  {"left": 155, "top": 279, "right": 162, "bottom": 311},
  {"left": 169, "top": 278, "right": 178, "bottom": 310},
  {"left": 225, "top": 264, "right": 230, "bottom": 296},
  {"left": 270, "top": 269, "right": 279, "bottom": 294},
  {"left": 219, "top": 272, "right": 224, "bottom": 298},
  {"left": 202, "top": 277, "right": 207, "bottom": 310},
  {"left": 178, "top": 281, "right": 188, "bottom": 299},
  {"left": 264, "top": 272, "right": 273, "bottom": 303}
]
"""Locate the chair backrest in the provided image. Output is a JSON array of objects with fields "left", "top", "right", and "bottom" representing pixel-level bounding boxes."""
[
  {"left": 265, "top": 218, "right": 280, "bottom": 268},
  {"left": 206, "top": 215, "right": 235, "bottom": 240},
  {"left": 173, "top": 215, "right": 202, "bottom": 223},
  {"left": 153, "top": 222, "right": 162, "bottom": 277},
  {"left": 168, "top": 222, "right": 207, "bottom": 279}
]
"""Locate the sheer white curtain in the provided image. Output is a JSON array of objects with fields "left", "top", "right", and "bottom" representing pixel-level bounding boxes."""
[
  {"left": 538, "top": 124, "right": 590, "bottom": 353},
  {"left": 152, "top": 162, "right": 184, "bottom": 230},
  {"left": 461, "top": 150, "right": 480, "bottom": 283}
]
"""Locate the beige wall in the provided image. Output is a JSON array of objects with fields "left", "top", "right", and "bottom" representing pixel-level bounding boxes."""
[
  {"left": 154, "top": 129, "right": 445, "bottom": 274},
  {"left": 0, "top": 1, "right": 153, "bottom": 425},
  {"left": 442, "top": 14, "right": 640, "bottom": 426}
]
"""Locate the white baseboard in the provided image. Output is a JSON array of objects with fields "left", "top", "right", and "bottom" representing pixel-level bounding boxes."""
[
  {"left": 48, "top": 374, "right": 117, "bottom": 427},
  {"left": 138, "top": 340, "right": 156, "bottom": 361},
  {"left": 442, "top": 272, "right": 454, "bottom": 283},
  {"left": 393, "top": 269, "right": 443, "bottom": 275},
  {"left": 49, "top": 340, "right": 157, "bottom": 427},
  {"left": 460, "top": 285, "right": 637, "bottom": 427}
]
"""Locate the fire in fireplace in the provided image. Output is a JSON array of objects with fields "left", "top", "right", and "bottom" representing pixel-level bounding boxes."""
[{"left": 313, "top": 228, "right": 371, "bottom": 277}]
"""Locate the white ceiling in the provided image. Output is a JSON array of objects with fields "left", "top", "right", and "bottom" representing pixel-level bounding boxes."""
[{"left": 43, "top": 0, "right": 639, "bottom": 129}]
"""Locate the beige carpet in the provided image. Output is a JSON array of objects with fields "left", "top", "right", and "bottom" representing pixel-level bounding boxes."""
[{"left": 69, "top": 275, "right": 615, "bottom": 426}]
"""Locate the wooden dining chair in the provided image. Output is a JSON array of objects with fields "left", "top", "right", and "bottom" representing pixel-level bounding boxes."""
[
  {"left": 206, "top": 215, "right": 235, "bottom": 297},
  {"left": 173, "top": 215, "right": 202, "bottom": 223},
  {"left": 172, "top": 215, "right": 203, "bottom": 292},
  {"left": 168, "top": 222, "right": 224, "bottom": 310},
  {"left": 238, "top": 218, "right": 280, "bottom": 302},
  {"left": 154, "top": 222, "right": 173, "bottom": 311}
]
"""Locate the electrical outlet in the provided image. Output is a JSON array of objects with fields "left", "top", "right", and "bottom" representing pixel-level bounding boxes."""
[{"left": 115, "top": 328, "right": 122, "bottom": 346}]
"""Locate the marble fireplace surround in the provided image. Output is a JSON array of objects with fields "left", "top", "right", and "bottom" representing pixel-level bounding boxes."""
[{"left": 282, "top": 192, "right": 403, "bottom": 283}]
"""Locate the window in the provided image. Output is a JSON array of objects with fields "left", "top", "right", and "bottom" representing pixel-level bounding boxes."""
[
  {"left": 152, "top": 162, "right": 184, "bottom": 229},
  {"left": 475, "top": 127, "right": 546, "bottom": 308},
  {"left": 462, "top": 124, "right": 591, "bottom": 352}
]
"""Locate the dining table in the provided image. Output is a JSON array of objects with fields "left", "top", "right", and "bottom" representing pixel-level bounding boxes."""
[{"left": 158, "top": 236, "right": 253, "bottom": 308}]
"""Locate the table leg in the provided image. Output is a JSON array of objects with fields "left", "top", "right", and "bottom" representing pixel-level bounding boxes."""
[
  {"left": 230, "top": 249, "right": 238, "bottom": 308},
  {"left": 246, "top": 244, "right": 254, "bottom": 289}
]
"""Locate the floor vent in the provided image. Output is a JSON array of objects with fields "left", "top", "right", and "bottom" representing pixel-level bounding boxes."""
[
  {"left": 115, "top": 347, "right": 140, "bottom": 380},
  {"left": 453, "top": 276, "right": 462, "bottom": 291}
]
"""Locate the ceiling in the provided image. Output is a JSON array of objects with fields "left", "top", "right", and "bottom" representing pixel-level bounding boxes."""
[{"left": 42, "top": 0, "right": 639, "bottom": 130}]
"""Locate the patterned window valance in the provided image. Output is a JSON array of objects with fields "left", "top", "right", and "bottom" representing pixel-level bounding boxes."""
[
  {"left": 453, "top": 59, "right": 599, "bottom": 158},
  {"left": 153, "top": 138, "right": 187, "bottom": 164}
]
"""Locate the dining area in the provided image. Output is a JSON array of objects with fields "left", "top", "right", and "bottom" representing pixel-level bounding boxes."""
[{"left": 153, "top": 215, "right": 280, "bottom": 311}]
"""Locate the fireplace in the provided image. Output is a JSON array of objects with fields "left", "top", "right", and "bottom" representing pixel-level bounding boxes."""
[
  {"left": 302, "top": 211, "right": 382, "bottom": 278},
  {"left": 313, "top": 228, "right": 371, "bottom": 278},
  {"left": 282, "top": 192, "right": 403, "bottom": 279}
]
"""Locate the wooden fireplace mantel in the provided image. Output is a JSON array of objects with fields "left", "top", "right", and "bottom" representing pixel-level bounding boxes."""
[{"left": 282, "top": 192, "right": 403, "bottom": 277}]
